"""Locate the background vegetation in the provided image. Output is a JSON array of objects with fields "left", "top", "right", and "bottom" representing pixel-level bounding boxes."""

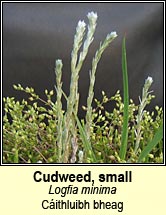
[{"left": 3, "top": 12, "right": 163, "bottom": 164}]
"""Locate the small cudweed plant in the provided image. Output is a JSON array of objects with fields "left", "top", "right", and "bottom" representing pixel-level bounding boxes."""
[
  {"left": 134, "top": 76, "right": 154, "bottom": 154},
  {"left": 3, "top": 11, "right": 163, "bottom": 164}
]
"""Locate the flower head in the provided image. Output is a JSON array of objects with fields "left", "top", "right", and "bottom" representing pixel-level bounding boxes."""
[
  {"left": 106, "top": 31, "right": 118, "bottom": 40},
  {"left": 37, "top": 160, "right": 42, "bottom": 163},
  {"left": 87, "top": 11, "right": 98, "bottom": 20},
  {"left": 145, "top": 76, "right": 153, "bottom": 85},
  {"left": 78, "top": 20, "right": 86, "bottom": 29},
  {"left": 110, "top": 31, "right": 118, "bottom": 38},
  {"left": 87, "top": 11, "right": 98, "bottom": 25},
  {"left": 144, "top": 76, "right": 153, "bottom": 92}
]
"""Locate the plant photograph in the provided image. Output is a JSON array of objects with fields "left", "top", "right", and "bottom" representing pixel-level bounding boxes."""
[{"left": 2, "top": 2, "right": 164, "bottom": 164}]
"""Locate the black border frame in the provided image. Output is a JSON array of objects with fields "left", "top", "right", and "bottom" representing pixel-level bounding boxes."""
[{"left": 1, "top": 0, "right": 165, "bottom": 166}]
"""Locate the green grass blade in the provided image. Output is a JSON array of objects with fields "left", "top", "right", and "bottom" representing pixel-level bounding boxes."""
[
  {"left": 119, "top": 37, "right": 129, "bottom": 160},
  {"left": 138, "top": 123, "right": 163, "bottom": 163},
  {"left": 75, "top": 115, "right": 97, "bottom": 163}
]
